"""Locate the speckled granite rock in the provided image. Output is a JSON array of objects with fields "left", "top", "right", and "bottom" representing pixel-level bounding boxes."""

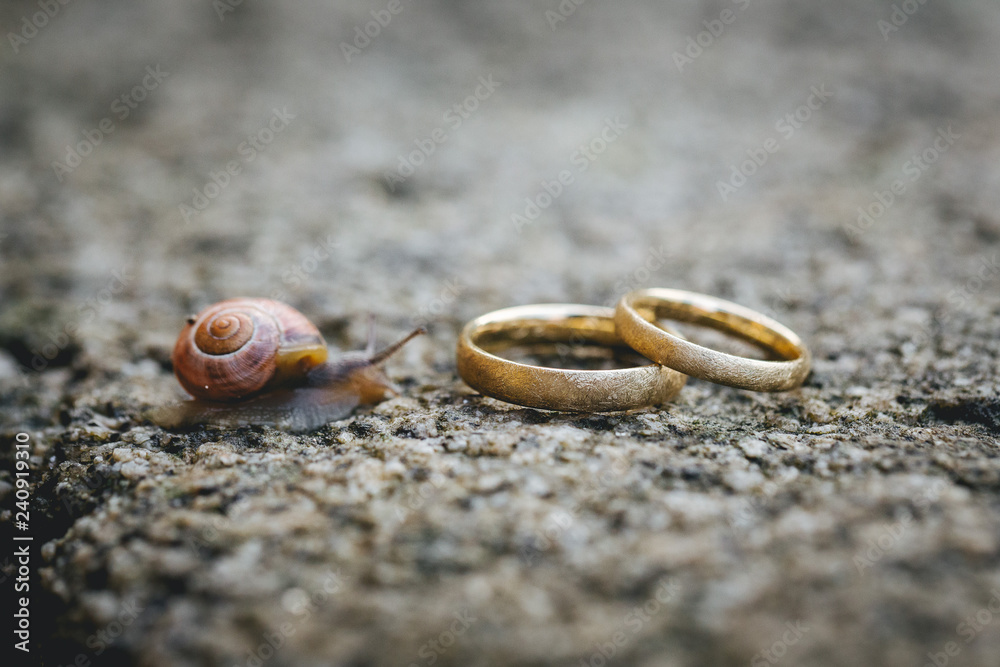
[{"left": 2, "top": 1, "right": 999, "bottom": 665}]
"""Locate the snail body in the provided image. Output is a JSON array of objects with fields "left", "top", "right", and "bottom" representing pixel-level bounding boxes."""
[{"left": 153, "top": 298, "right": 424, "bottom": 431}]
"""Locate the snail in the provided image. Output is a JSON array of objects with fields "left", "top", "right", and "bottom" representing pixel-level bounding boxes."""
[{"left": 150, "top": 298, "right": 425, "bottom": 431}]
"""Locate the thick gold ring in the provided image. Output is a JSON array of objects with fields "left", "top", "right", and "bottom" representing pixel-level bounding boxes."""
[
  {"left": 614, "top": 288, "right": 811, "bottom": 392},
  {"left": 456, "top": 304, "right": 688, "bottom": 412}
]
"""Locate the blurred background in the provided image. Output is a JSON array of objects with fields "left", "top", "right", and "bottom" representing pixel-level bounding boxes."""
[{"left": 2, "top": 1, "right": 999, "bottom": 665}]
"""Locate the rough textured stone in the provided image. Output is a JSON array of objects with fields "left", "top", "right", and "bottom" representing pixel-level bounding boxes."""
[{"left": 1, "top": 1, "right": 999, "bottom": 665}]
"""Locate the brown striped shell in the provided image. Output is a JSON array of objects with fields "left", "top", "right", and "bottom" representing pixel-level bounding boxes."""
[{"left": 171, "top": 298, "right": 328, "bottom": 401}]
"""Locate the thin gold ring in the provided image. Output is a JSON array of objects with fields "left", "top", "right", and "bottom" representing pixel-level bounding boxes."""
[
  {"left": 614, "top": 288, "right": 811, "bottom": 392},
  {"left": 456, "top": 304, "right": 688, "bottom": 412}
]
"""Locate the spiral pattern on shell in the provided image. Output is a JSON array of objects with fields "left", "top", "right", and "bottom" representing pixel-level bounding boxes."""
[
  {"left": 195, "top": 310, "right": 255, "bottom": 355},
  {"left": 171, "top": 298, "right": 327, "bottom": 401}
]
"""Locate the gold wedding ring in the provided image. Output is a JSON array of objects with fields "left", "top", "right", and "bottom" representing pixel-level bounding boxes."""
[
  {"left": 456, "top": 304, "right": 688, "bottom": 412},
  {"left": 614, "top": 288, "right": 811, "bottom": 392}
]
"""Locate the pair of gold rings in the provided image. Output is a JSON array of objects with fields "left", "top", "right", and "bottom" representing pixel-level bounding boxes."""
[{"left": 455, "top": 288, "right": 811, "bottom": 412}]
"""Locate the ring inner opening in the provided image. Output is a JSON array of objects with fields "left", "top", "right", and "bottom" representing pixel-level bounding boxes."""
[
  {"left": 473, "top": 316, "right": 652, "bottom": 370},
  {"left": 633, "top": 299, "right": 801, "bottom": 361}
]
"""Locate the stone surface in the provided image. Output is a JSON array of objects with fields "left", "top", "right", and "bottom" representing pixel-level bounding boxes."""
[{"left": 1, "top": 1, "right": 999, "bottom": 665}]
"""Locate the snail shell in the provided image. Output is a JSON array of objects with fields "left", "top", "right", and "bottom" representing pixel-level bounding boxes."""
[{"left": 171, "top": 298, "right": 329, "bottom": 401}]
